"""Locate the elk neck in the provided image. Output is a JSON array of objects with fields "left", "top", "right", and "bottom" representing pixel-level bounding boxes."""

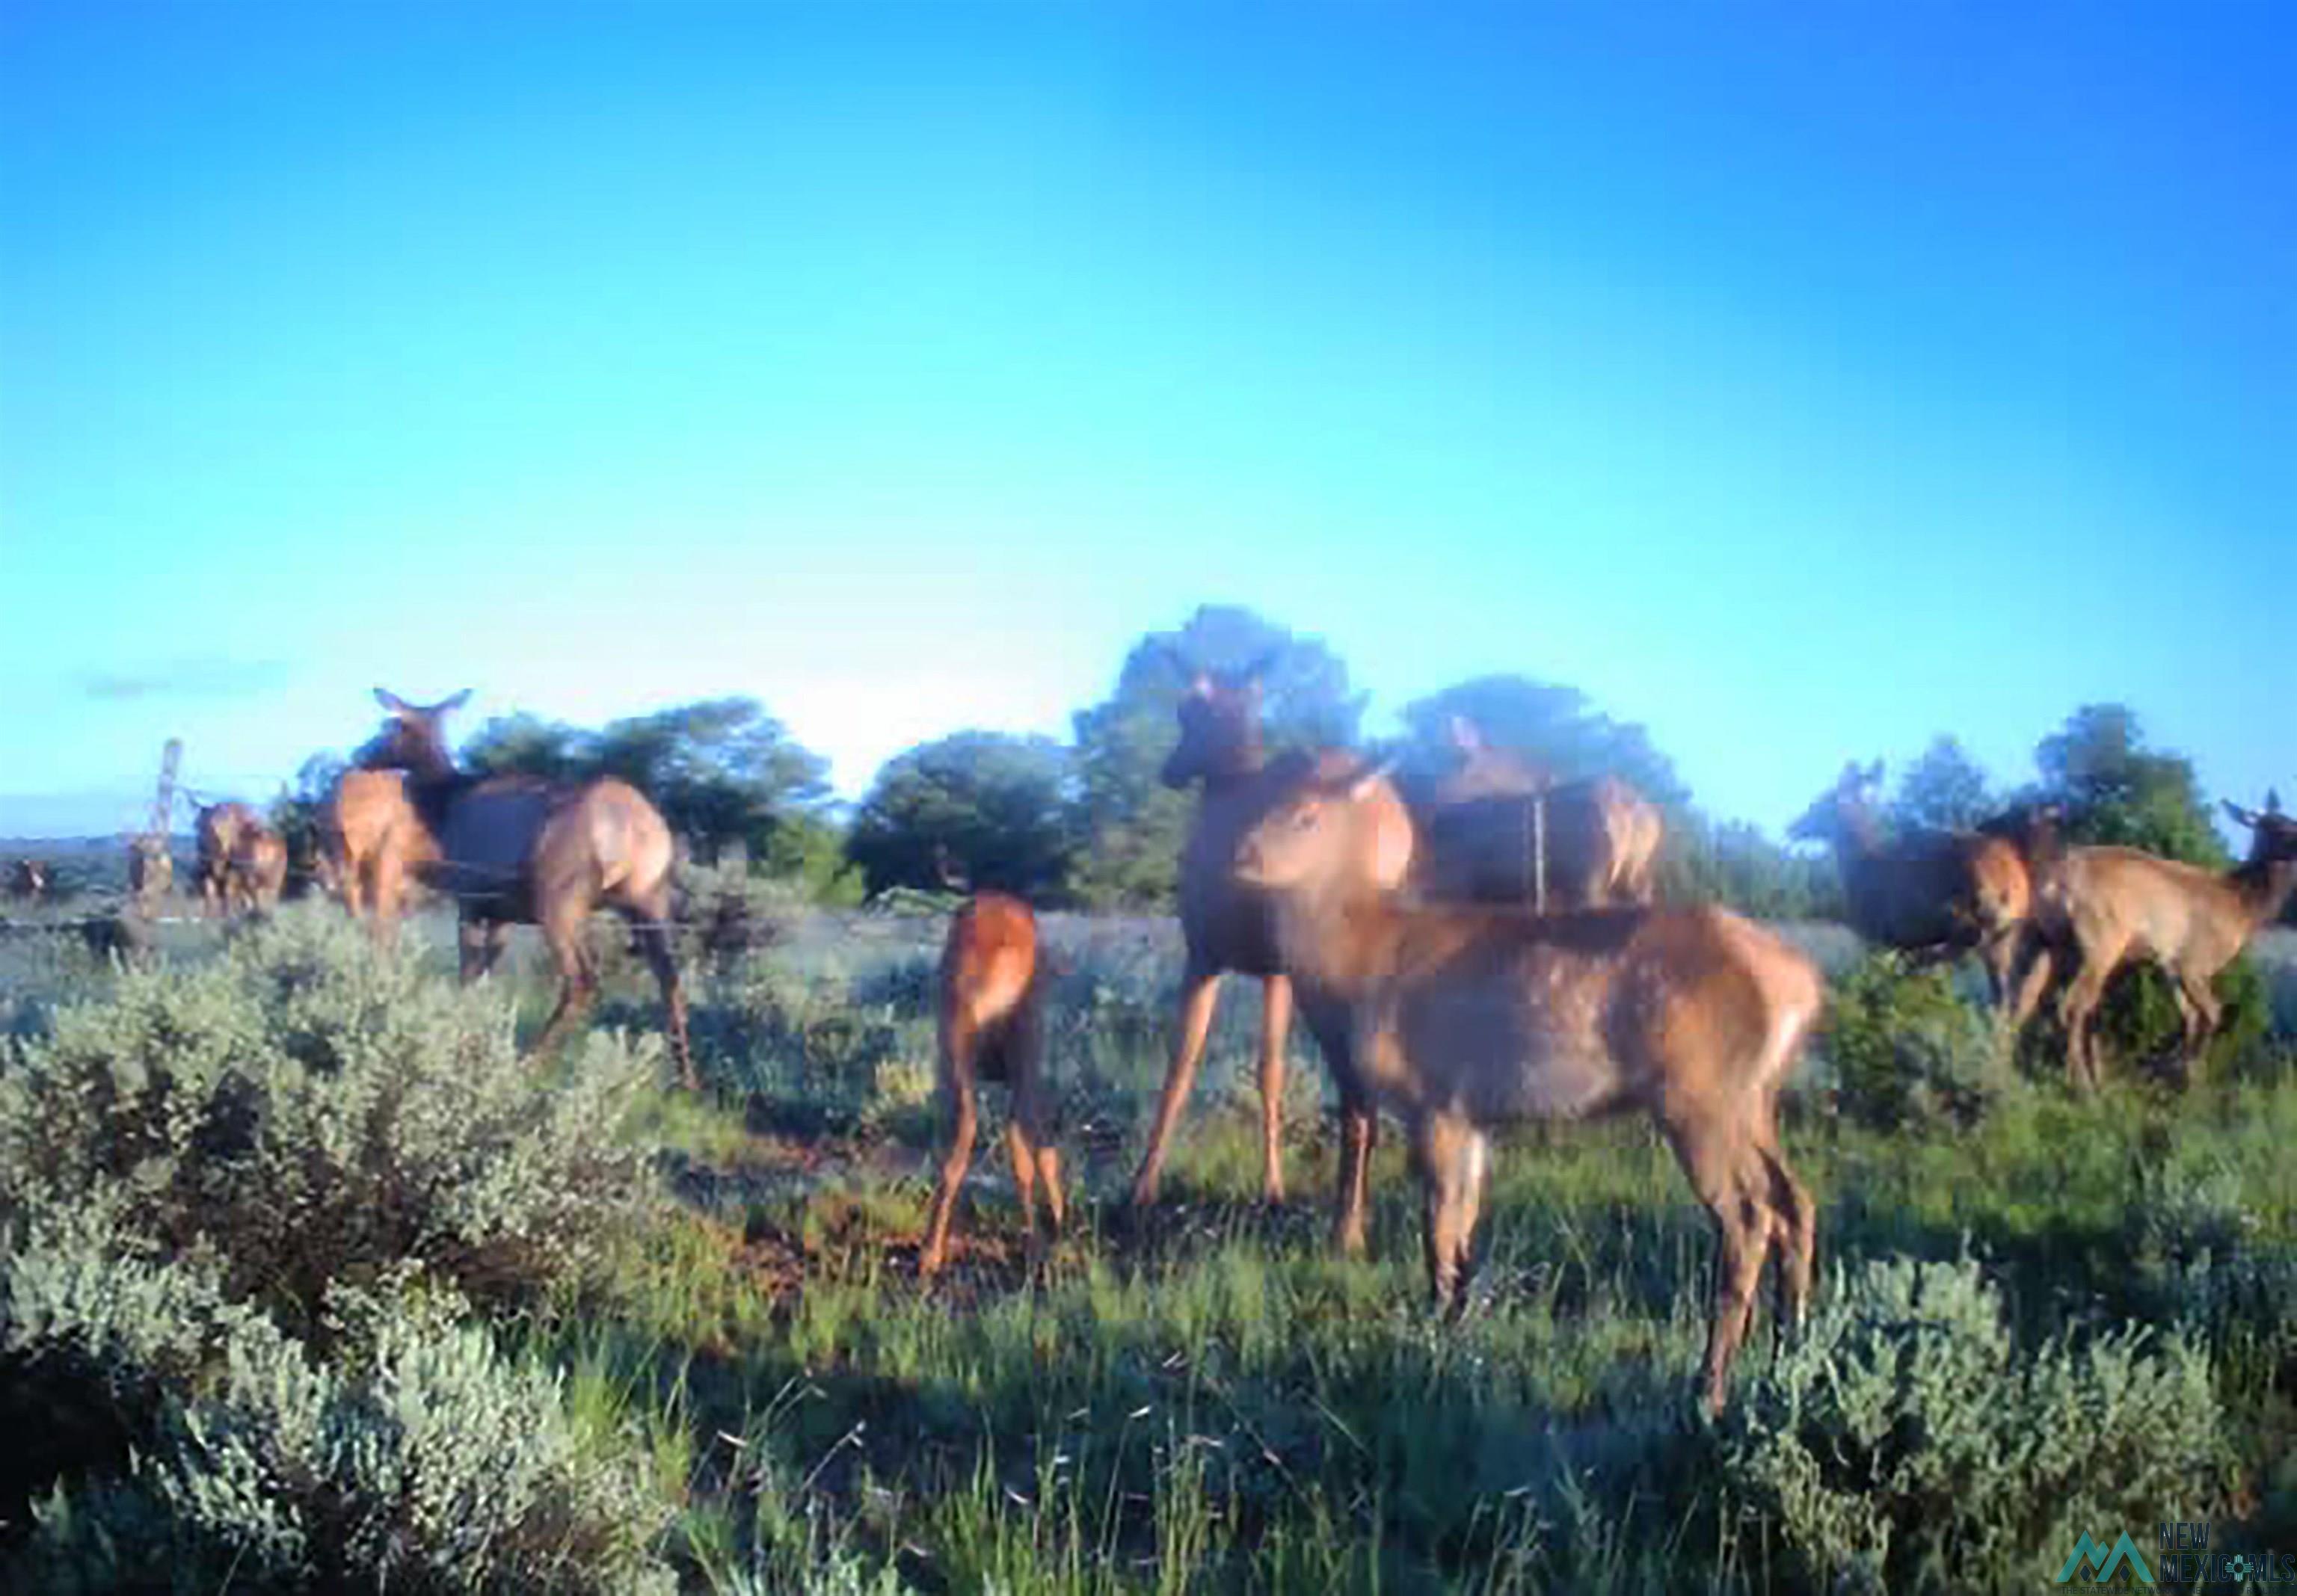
[
  {"left": 1263, "top": 867, "right": 1401, "bottom": 1005},
  {"left": 2225, "top": 852, "right": 2297, "bottom": 934}
]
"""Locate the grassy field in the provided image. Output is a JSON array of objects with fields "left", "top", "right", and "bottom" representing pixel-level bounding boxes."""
[{"left": 4, "top": 898, "right": 2296, "bottom": 1592}]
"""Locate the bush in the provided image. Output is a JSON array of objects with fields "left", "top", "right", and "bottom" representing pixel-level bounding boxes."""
[
  {"left": 0, "top": 910, "right": 677, "bottom": 1587},
  {"left": 1814, "top": 954, "right": 2005, "bottom": 1129},
  {"left": 5, "top": 1223, "right": 672, "bottom": 1593},
  {"left": 0, "top": 908, "right": 658, "bottom": 1334},
  {"left": 1721, "top": 1255, "right": 2232, "bottom": 1594}
]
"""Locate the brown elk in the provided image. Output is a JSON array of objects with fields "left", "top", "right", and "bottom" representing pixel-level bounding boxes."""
[
  {"left": 1126, "top": 649, "right": 1323, "bottom": 1215},
  {"left": 919, "top": 893, "right": 1064, "bottom": 1278},
  {"left": 195, "top": 802, "right": 260, "bottom": 917},
  {"left": 325, "top": 768, "right": 440, "bottom": 944},
  {"left": 5, "top": 859, "right": 48, "bottom": 902},
  {"left": 126, "top": 836, "right": 172, "bottom": 902},
  {"left": 227, "top": 824, "right": 289, "bottom": 914},
  {"left": 360, "top": 689, "right": 695, "bottom": 1089},
  {"left": 1412, "top": 715, "right": 1664, "bottom": 909},
  {"left": 2033, "top": 793, "right": 2297, "bottom": 1089},
  {"left": 1234, "top": 757, "right": 1825, "bottom": 1416},
  {"left": 1789, "top": 761, "right": 2035, "bottom": 1023}
]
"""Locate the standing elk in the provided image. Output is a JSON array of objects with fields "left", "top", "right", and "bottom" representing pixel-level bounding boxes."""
[
  {"left": 1126, "top": 649, "right": 1321, "bottom": 1214},
  {"left": 1789, "top": 761, "right": 2037, "bottom": 1026},
  {"left": 919, "top": 893, "right": 1064, "bottom": 1278},
  {"left": 360, "top": 688, "right": 695, "bottom": 1089},
  {"left": 1412, "top": 715, "right": 1664, "bottom": 910},
  {"left": 5, "top": 859, "right": 48, "bottom": 902},
  {"left": 325, "top": 768, "right": 440, "bottom": 946},
  {"left": 226, "top": 823, "right": 289, "bottom": 914},
  {"left": 195, "top": 802, "right": 260, "bottom": 917},
  {"left": 126, "top": 836, "right": 172, "bottom": 902},
  {"left": 1233, "top": 757, "right": 1824, "bottom": 1416},
  {"left": 2033, "top": 793, "right": 2297, "bottom": 1089}
]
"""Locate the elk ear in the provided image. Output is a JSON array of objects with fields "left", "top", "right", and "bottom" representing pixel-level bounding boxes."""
[
  {"left": 1447, "top": 715, "right": 1484, "bottom": 754},
  {"left": 434, "top": 688, "right": 473, "bottom": 715},
  {"left": 2224, "top": 799, "right": 2260, "bottom": 829},
  {"left": 1864, "top": 758, "right": 1886, "bottom": 786},
  {"left": 1239, "top": 647, "right": 1282, "bottom": 685},
  {"left": 1345, "top": 757, "right": 1400, "bottom": 801},
  {"left": 375, "top": 688, "right": 411, "bottom": 715},
  {"left": 2269, "top": 788, "right": 2284, "bottom": 816}
]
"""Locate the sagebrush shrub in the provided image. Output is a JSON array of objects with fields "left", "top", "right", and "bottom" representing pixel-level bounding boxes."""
[
  {"left": 1814, "top": 954, "right": 2005, "bottom": 1129},
  {"left": 0, "top": 907, "right": 656, "bottom": 1331},
  {"left": 1721, "top": 1255, "right": 2230, "bottom": 1593},
  {"left": 6, "top": 1229, "right": 672, "bottom": 1593}
]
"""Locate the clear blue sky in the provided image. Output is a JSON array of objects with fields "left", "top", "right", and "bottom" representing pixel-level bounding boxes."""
[{"left": 4, "top": 1, "right": 2290, "bottom": 839}]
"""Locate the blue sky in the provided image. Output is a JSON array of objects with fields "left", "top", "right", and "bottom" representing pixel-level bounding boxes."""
[{"left": 4, "top": 1, "right": 2290, "bottom": 839}]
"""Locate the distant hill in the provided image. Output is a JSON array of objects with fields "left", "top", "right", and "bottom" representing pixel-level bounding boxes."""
[{"left": 1, "top": 836, "right": 195, "bottom": 897}]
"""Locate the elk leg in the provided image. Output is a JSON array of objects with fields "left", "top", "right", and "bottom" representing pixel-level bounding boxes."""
[
  {"left": 921, "top": 1016, "right": 980, "bottom": 1280},
  {"left": 1013, "top": 999, "right": 1064, "bottom": 1239},
  {"left": 2174, "top": 970, "right": 2220, "bottom": 1085},
  {"left": 1257, "top": 974, "right": 1294, "bottom": 1204},
  {"left": 1333, "top": 1094, "right": 1377, "bottom": 1257},
  {"left": 1416, "top": 1112, "right": 1486, "bottom": 1319},
  {"left": 2056, "top": 958, "right": 2112, "bottom": 1091},
  {"left": 1128, "top": 962, "right": 1223, "bottom": 1208},
  {"left": 1669, "top": 1119, "right": 1771, "bottom": 1418},
  {"left": 1755, "top": 1108, "right": 1816, "bottom": 1340},
  {"left": 532, "top": 909, "right": 597, "bottom": 1062},
  {"left": 2009, "top": 935, "right": 2055, "bottom": 1030},
  {"left": 458, "top": 917, "right": 493, "bottom": 982},
  {"left": 619, "top": 897, "right": 694, "bottom": 1090}
]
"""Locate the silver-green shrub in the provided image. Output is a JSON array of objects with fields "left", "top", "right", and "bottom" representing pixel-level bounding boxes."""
[
  {"left": 7, "top": 1227, "right": 673, "bottom": 1592},
  {"left": 0, "top": 908, "right": 674, "bottom": 1589},
  {"left": 1721, "top": 1254, "right": 2230, "bottom": 1593},
  {"left": 0, "top": 906, "right": 656, "bottom": 1326},
  {"left": 1813, "top": 954, "right": 2007, "bottom": 1129}
]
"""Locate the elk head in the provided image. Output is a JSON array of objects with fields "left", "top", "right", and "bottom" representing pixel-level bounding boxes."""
[
  {"left": 2224, "top": 791, "right": 2297, "bottom": 864},
  {"left": 1786, "top": 758, "right": 1885, "bottom": 847},
  {"left": 363, "top": 688, "right": 472, "bottom": 779},
  {"left": 1160, "top": 647, "right": 1279, "bottom": 789},
  {"left": 1233, "top": 756, "right": 1414, "bottom": 893}
]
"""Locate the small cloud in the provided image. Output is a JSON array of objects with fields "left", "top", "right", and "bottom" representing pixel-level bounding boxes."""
[{"left": 76, "top": 658, "right": 290, "bottom": 703}]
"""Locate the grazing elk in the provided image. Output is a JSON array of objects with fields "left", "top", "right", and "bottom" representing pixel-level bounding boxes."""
[
  {"left": 325, "top": 768, "right": 440, "bottom": 945},
  {"left": 196, "top": 802, "right": 262, "bottom": 917},
  {"left": 919, "top": 893, "right": 1064, "bottom": 1278},
  {"left": 360, "top": 688, "right": 695, "bottom": 1089},
  {"left": 1412, "top": 715, "right": 1664, "bottom": 910},
  {"left": 1789, "top": 761, "right": 2035, "bottom": 1024},
  {"left": 1127, "top": 649, "right": 1323, "bottom": 1214},
  {"left": 5, "top": 859, "right": 48, "bottom": 902},
  {"left": 2033, "top": 793, "right": 2297, "bottom": 1089},
  {"left": 1234, "top": 757, "right": 1825, "bottom": 1416}
]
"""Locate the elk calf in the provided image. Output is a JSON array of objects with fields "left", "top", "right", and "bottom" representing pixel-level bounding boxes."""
[
  {"left": 5, "top": 859, "right": 48, "bottom": 902},
  {"left": 919, "top": 893, "right": 1064, "bottom": 1278},
  {"left": 1235, "top": 759, "right": 1824, "bottom": 1416},
  {"left": 195, "top": 802, "right": 260, "bottom": 918},
  {"left": 227, "top": 825, "right": 289, "bottom": 914},
  {"left": 327, "top": 768, "right": 440, "bottom": 945},
  {"left": 2036, "top": 795, "right": 2297, "bottom": 1088}
]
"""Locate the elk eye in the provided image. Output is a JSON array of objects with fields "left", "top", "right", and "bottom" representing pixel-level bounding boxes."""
[{"left": 1290, "top": 810, "right": 1317, "bottom": 831}]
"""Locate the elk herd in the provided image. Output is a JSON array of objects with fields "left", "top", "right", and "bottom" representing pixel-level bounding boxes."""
[{"left": 16, "top": 668, "right": 2290, "bottom": 1413}]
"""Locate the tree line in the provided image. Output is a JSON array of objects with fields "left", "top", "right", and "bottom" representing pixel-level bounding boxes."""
[{"left": 269, "top": 604, "right": 2247, "bottom": 919}]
